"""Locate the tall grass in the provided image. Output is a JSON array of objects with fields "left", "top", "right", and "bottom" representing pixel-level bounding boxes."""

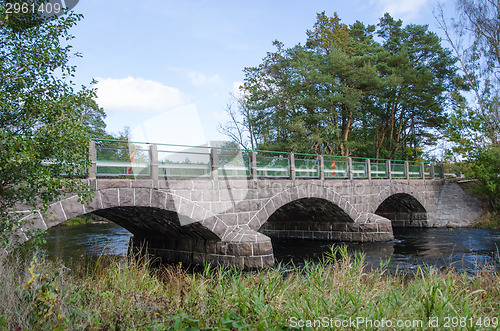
[{"left": 1, "top": 246, "right": 499, "bottom": 330}]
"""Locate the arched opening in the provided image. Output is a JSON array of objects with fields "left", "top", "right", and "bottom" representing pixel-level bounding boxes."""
[
  {"left": 93, "top": 207, "right": 218, "bottom": 241},
  {"left": 375, "top": 193, "right": 427, "bottom": 227},
  {"left": 40, "top": 213, "right": 133, "bottom": 260},
  {"left": 93, "top": 207, "right": 220, "bottom": 264},
  {"left": 38, "top": 206, "right": 221, "bottom": 265},
  {"left": 260, "top": 198, "right": 354, "bottom": 241}
]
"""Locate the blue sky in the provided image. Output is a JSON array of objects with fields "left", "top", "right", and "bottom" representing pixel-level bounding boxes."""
[{"left": 68, "top": 0, "right": 456, "bottom": 145}]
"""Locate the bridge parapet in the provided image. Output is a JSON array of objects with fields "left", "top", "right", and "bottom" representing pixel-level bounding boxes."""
[{"left": 89, "top": 139, "right": 462, "bottom": 182}]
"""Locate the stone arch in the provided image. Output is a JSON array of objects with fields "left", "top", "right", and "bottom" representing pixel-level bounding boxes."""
[
  {"left": 247, "top": 183, "right": 359, "bottom": 231},
  {"left": 372, "top": 183, "right": 429, "bottom": 216},
  {"left": 21, "top": 187, "right": 226, "bottom": 243},
  {"left": 375, "top": 193, "right": 428, "bottom": 227},
  {"left": 260, "top": 197, "right": 355, "bottom": 241}
]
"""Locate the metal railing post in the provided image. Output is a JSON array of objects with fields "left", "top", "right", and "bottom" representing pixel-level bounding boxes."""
[
  {"left": 289, "top": 154, "right": 296, "bottom": 180},
  {"left": 366, "top": 158, "right": 371, "bottom": 180},
  {"left": 210, "top": 148, "right": 219, "bottom": 181},
  {"left": 149, "top": 144, "right": 158, "bottom": 181},
  {"left": 405, "top": 161, "right": 410, "bottom": 180},
  {"left": 318, "top": 155, "right": 324, "bottom": 180},
  {"left": 348, "top": 157, "right": 353, "bottom": 180},
  {"left": 250, "top": 151, "right": 257, "bottom": 180},
  {"left": 88, "top": 140, "right": 97, "bottom": 179},
  {"left": 386, "top": 160, "right": 392, "bottom": 180}
]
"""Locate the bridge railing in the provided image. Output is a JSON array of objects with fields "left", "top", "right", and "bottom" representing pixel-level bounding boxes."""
[{"left": 89, "top": 139, "right": 459, "bottom": 181}]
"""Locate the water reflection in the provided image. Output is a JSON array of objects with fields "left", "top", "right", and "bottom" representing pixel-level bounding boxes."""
[
  {"left": 273, "top": 228, "right": 500, "bottom": 274},
  {"left": 38, "top": 222, "right": 500, "bottom": 274},
  {"left": 40, "top": 223, "right": 132, "bottom": 262}
]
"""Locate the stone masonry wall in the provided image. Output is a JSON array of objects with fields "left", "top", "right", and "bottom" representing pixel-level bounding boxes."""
[{"left": 18, "top": 177, "right": 481, "bottom": 268}]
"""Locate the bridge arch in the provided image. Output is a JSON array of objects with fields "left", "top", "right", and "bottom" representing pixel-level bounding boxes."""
[
  {"left": 260, "top": 197, "right": 356, "bottom": 241},
  {"left": 21, "top": 187, "right": 228, "bottom": 248},
  {"left": 74, "top": 188, "right": 223, "bottom": 237},
  {"left": 375, "top": 193, "right": 428, "bottom": 227},
  {"left": 247, "top": 184, "right": 359, "bottom": 230},
  {"left": 371, "top": 183, "right": 428, "bottom": 216},
  {"left": 247, "top": 183, "right": 393, "bottom": 242}
]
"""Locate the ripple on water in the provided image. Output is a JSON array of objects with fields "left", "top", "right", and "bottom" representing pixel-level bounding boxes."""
[{"left": 36, "top": 223, "right": 500, "bottom": 274}]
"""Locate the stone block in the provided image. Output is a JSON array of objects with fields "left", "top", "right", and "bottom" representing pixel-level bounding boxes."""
[
  {"left": 350, "top": 232, "right": 362, "bottom": 242},
  {"left": 330, "top": 222, "right": 346, "bottom": 232},
  {"left": 190, "top": 190, "right": 203, "bottom": 202},
  {"left": 312, "top": 231, "right": 329, "bottom": 240},
  {"left": 191, "top": 204, "right": 207, "bottom": 222},
  {"left": 243, "top": 256, "right": 263, "bottom": 269},
  {"left": 247, "top": 216, "right": 261, "bottom": 230},
  {"left": 212, "top": 219, "right": 228, "bottom": 238},
  {"left": 84, "top": 193, "right": 102, "bottom": 213},
  {"left": 134, "top": 188, "right": 152, "bottom": 207},
  {"left": 131, "top": 179, "right": 153, "bottom": 189},
  {"left": 21, "top": 212, "right": 47, "bottom": 231},
  {"left": 174, "top": 190, "right": 192, "bottom": 200},
  {"left": 358, "top": 222, "right": 378, "bottom": 232},
  {"left": 252, "top": 241, "right": 273, "bottom": 255},
  {"left": 346, "top": 222, "right": 360, "bottom": 232},
  {"left": 60, "top": 196, "right": 86, "bottom": 221},
  {"left": 245, "top": 189, "right": 258, "bottom": 200},
  {"left": 151, "top": 190, "right": 167, "bottom": 209},
  {"left": 203, "top": 190, "right": 219, "bottom": 202},
  {"left": 119, "top": 188, "right": 134, "bottom": 206},
  {"left": 255, "top": 208, "right": 268, "bottom": 225},
  {"left": 227, "top": 243, "right": 253, "bottom": 256},
  {"left": 192, "top": 180, "right": 214, "bottom": 190},
  {"left": 100, "top": 189, "right": 119, "bottom": 209},
  {"left": 97, "top": 179, "right": 130, "bottom": 190},
  {"left": 264, "top": 201, "right": 276, "bottom": 217},
  {"left": 237, "top": 212, "right": 250, "bottom": 225},
  {"left": 271, "top": 195, "right": 284, "bottom": 209}
]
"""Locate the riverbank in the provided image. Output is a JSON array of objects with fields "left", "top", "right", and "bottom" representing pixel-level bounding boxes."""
[
  {"left": 458, "top": 179, "right": 500, "bottom": 230},
  {"left": 1, "top": 246, "right": 499, "bottom": 330}
]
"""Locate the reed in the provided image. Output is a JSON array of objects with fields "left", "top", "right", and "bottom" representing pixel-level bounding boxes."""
[{"left": 1, "top": 246, "right": 499, "bottom": 330}]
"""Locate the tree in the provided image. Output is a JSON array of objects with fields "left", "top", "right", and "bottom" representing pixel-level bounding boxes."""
[
  {"left": 0, "top": 4, "right": 99, "bottom": 248},
  {"left": 217, "top": 94, "right": 256, "bottom": 150},
  {"left": 436, "top": 0, "right": 500, "bottom": 209},
  {"left": 436, "top": 0, "right": 500, "bottom": 153},
  {"left": 236, "top": 12, "right": 457, "bottom": 160}
]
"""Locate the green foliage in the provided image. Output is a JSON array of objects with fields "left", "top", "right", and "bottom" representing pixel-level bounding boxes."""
[
  {"left": 237, "top": 12, "right": 457, "bottom": 160},
  {"left": 1, "top": 251, "right": 500, "bottom": 330},
  {"left": 465, "top": 146, "right": 500, "bottom": 210},
  {"left": 437, "top": 0, "right": 499, "bottom": 209},
  {"left": 0, "top": 5, "right": 100, "bottom": 248}
]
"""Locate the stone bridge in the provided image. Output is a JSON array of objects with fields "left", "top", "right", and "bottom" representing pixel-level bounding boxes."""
[{"left": 16, "top": 140, "right": 482, "bottom": 268}]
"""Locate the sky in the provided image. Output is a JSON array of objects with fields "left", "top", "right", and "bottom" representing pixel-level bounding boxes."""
[{"left": 67, "top": 0, "right": 457, "bottom": 146}]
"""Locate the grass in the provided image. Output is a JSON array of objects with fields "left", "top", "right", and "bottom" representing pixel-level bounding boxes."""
[
  {"left": 468, "top": 211, "right": 500, "bottom": 230},
  {"left": 1, "top": 246, "right": 499, "bottom": 330}
]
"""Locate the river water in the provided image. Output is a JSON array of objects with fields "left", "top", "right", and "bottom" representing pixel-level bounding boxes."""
[{"left": 39, "top": 223, "right": 500, "bottom": 274}]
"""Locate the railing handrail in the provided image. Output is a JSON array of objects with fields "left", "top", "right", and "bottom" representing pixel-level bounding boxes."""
[{"left": 90, "top": 138, "right": 445, "bottom": 167}]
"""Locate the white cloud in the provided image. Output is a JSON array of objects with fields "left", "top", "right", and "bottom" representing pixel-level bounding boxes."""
[
  {"left": 95, "top": 76, "right": 186, "bottom": 113},
  {"left": 371, "top": 0, "right": 429, "bottom": 20}
]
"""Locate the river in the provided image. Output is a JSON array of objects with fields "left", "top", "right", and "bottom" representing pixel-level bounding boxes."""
[{"left": 38, "top": 222, "right": 500, "bottom": 274}]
